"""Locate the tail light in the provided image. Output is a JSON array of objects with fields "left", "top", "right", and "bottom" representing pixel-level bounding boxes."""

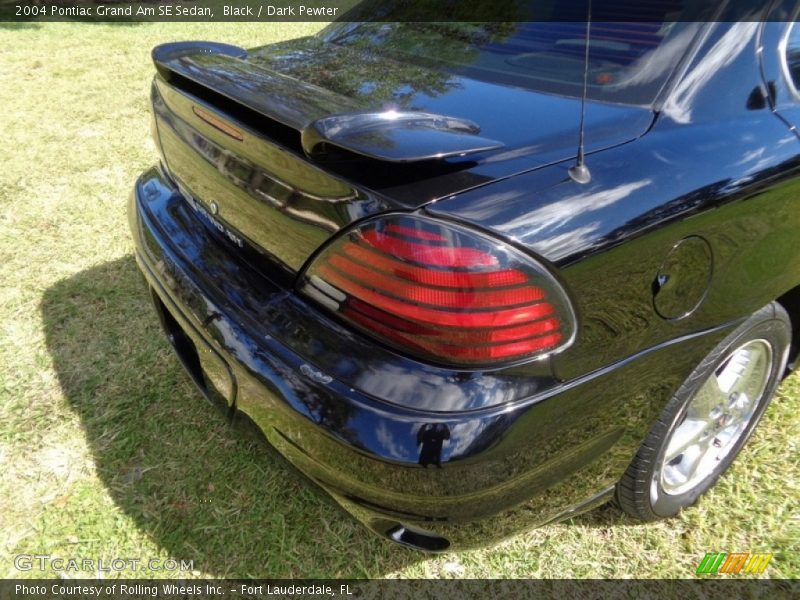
[{"left": 300, "top": 215, "right": 576, "bottom": 367}]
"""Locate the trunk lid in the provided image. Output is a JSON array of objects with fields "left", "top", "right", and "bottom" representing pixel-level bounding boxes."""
[{"left": 151, "top": 36, "right": 653, "bottom": 273}]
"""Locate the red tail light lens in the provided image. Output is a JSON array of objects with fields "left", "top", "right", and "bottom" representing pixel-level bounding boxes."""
[{"left": 300, "top": 215, "right": 576, "bottom": 366}]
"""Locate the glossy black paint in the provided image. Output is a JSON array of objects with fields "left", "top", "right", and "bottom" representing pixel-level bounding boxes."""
[
  {"left": 300, "top": 111, "right": 505, "bottom": 162},
  {"left": 131, "top": 14, "right": 800, "bottom": 549},
  {"left": 130, "top": 168, "right": 734, "bottom": 547},
  {"left": 151, "top": 33, "right": 655, "bottom": 270}
]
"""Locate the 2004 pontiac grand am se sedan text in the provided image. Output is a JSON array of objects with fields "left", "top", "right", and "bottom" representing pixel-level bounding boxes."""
[{"left": 129, "top": 2, "right": 800, "bottom": 550}]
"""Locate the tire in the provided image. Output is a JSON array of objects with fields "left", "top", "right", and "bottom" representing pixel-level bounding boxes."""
[{"left": 616, "top": 302, "right": 791, "bottom": 521}]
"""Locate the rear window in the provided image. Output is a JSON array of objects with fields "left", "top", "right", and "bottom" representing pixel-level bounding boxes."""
[{"left": 322, "top": 4, "right": 711, "bottom": 106}]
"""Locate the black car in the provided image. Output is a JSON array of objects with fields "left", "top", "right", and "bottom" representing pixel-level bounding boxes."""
[{"left": 129, "top": 5, "right": 800, "bottom": 551}]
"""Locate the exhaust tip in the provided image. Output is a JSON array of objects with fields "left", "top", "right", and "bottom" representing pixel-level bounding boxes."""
[{"left": 387, "top": 525, "right": 450, "bottom": 552}]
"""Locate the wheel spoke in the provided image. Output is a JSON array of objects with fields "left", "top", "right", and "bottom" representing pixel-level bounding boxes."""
[
  {"left": 729, "top": 392, "right": 751, "bottom": 419},
  {"left": 714, "top": 423, "right": 742, "bottom": 450},
  {"left": 663, "top": 440, "right": 707, "bottom": 489},
  {"left": 716, "top": 350, "right": 749, "bottom": 395},
  {"left": 691, "top": 377, "right": 726, "bottom": 418},
  {"left": 664, "top": 417, "right": 708, "bottom": 462},
  {"left": 733, "top": 349, "right": 762, "bottom": 393}
]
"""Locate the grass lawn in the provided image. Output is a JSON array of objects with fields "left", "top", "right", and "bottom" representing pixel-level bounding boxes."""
[{"left": 0, "top": 22, "right": 797, "bottom": 580}]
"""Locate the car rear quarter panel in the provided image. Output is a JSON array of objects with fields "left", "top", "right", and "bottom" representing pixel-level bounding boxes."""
[
  {"left": 428, "top": 21, "right": 800, "bottom": 381},
  {"left": 131, "top": 171, "right": 733, "bottom": 542}
]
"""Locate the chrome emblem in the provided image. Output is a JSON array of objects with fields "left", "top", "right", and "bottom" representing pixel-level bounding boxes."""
[{"left": 300, "top": 364, "right": 333, "bottom": 384}]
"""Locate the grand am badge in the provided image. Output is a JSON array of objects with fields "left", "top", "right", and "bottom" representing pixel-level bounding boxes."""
[{"left": 178, "top": 187, "right": 243, "bottom": 249}]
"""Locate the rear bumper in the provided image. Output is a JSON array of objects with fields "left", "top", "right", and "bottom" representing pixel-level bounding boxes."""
[{"left": 129, "top": 166, "right": 733, "bottom": 550}]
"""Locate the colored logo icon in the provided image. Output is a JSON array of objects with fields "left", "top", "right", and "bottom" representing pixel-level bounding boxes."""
[{"left": 696, "top": 552, "right": 773, "bottom": 575}]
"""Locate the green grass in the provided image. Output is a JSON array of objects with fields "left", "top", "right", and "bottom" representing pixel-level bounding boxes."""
[{"left": 0, "top": 22, "right": 798, "bottom": 580}]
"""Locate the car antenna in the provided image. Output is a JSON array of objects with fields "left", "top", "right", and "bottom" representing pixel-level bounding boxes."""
[{"left": 568, "top": 0, "right": 593, "bottom": 185}]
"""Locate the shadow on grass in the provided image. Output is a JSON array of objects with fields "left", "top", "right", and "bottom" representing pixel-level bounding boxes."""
[
  {"left": 0, "top": 22, "right": 42, "bottom": 30},
  {"left": 79, "top": 20, "right": 144, "bottom": 26},
  {"left": 566, "top": 501, "right": 633, "bottom": 528},
  {"left": 41, "top": 255, "right": 422, "bottom": 577}
]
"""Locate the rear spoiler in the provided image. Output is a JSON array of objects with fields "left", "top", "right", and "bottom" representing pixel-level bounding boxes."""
[{"left": 152, "top": 41, "right": 503, "bottom": 163}]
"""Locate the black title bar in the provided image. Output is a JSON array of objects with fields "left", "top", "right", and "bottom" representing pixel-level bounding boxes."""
[
  {"left": 1, "top": 579, "right": 799, "bottom": 600},
  {"left": 0, "top": 0, "right": 794, "bottom": 23}
]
